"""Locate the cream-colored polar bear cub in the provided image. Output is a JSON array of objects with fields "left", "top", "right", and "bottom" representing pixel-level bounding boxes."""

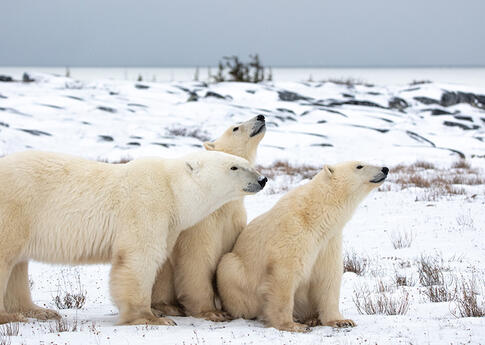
[
  {"left": 151, "top": 115, "right": 266, "bottom": 321},
  {"left": 0, "top": 150, "right": 266, "bottom": 325},
  {"left": 217, "top": 161, "right": 388, "bottom": 332}
]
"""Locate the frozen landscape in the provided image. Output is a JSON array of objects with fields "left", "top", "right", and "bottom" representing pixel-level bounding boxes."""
[{"left": 0, "top": 71, "right": 484, "bottom": 344}]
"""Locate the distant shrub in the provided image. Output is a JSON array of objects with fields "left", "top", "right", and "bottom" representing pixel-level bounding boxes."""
[
  {"left": 52, "top": 269, "right": 86, "bottom": 310},
  {"left": 214, "top": 54, "right": 267, "bottom": 83},
  {"left": 389, "top": 229, "right": 414, "bottom": 249}
]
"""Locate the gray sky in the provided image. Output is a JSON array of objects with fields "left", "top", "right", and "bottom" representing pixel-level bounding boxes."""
[{"left": 1, "top": 0, "right": 484, "bottom": 67}]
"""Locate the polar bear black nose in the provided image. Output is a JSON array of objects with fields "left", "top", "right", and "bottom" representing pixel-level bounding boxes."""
[
  {"left": 257, "top": 115, "right": 265, "bottom": 122},
  {"left": 258, "top": 176, "right": 268, "bottom": 188},
  {"left": 382, "top": 167, "right": 389, "bottom": 175}
]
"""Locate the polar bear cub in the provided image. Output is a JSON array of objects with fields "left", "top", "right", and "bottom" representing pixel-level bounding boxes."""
[
  {"left": 0, "top": 150, "right": 266, "bottom": 325},
  {"left": 151, "top": 115, "right": 266, "bottom": 321},
  {"left": 217, "top": 161, "right": 388, "bottom": 332}
]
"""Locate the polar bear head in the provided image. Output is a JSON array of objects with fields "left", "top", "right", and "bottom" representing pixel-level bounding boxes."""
[
  {"left": 320, "top": 161, "right": 388, "bottom": 201},
  {"left": 183, "top": 150, "right": 267, "bottom": 197},
  {"left": 203, "top": 115, "right": 266, "bottom": 164}
]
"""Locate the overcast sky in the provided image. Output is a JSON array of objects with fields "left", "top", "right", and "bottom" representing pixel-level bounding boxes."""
[{"left": 1, "top": 0, "right": 484, "bottom": 67}]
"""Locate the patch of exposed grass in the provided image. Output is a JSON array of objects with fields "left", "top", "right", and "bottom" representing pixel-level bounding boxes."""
[
  {"left": 353, "top": 283, "right": 410, "bottom": 315},
  {"left": 167, "top": 126, "right": 211, "bottom": 142},
  {"left": 343, "top": 250, "right": 368, "bottom": 275}
]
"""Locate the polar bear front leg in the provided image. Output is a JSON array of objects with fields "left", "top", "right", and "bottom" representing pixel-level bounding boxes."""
[
  {"left": 262, "top": 265, "right": 310, "bottom": 333},
  {"left": 110, "top": 247, "right": 175, "bottom": 326},
  {"left": 311, "top": 234, "right": 355, "bottom": 328},
  {"left": 5, "top": 261, "right": 60, "bottom": 321}
]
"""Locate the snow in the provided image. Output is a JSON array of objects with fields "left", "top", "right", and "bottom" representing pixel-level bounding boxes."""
[{"left": 0, "top": 72, "right": 484, "bottom": 344}]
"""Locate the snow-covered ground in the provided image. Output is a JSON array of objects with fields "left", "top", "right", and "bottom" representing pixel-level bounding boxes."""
[{"left": 0, "top": 73, "right": 484, "bottom": 344}]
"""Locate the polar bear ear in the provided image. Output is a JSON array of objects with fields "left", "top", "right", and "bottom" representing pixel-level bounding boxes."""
[
  {"left": 323, "top": 165, "right": 334, "bottom": 177},
  {"left": 203, "top": 142, "right": 216, "bottom": 151}
]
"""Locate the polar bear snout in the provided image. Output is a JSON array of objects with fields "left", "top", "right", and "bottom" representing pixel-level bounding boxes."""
[
  {"left": 370, "top": 166, "right": 389, "bottom": 183},
  {"left": 243, "top": 174, "right": 268, "bottom": 193},
  {"left": 258, "top": 175, "right": 268, "bottom": 188}
]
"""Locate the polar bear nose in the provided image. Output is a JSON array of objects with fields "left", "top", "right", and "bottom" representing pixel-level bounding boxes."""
[
  {"left": 258, "top": 176, "right": 268, "bottom": 188},
  {"left": 257, "top": 115, "right": 265, "bottom": 122},
  {"left": 382, "top": 167, "right": 389, "bottom": 175}
]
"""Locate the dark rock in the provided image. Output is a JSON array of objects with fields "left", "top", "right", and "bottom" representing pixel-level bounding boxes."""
[
  {"left": 0, "top": 121, "right": 9, "bottom": 127},
  {"left": 97, "top": 106, "right": 117, "bottom": 113},
  {"left": 378, "top": 117, "right": 394, "bottom": 123},
  {"left": 0, "top": 94, "right": 6, "bottom": 99},
  {"left": 127, "top": 103, "right": 148, "bottom": 108},
  {"left": 300, "top": 110, "right": 312, "bottom": 116},
  {"left": 151, "top": 142, "right": 173, "bottom": 148},
  {"left": 109, "top": 91, "right": 119, "bottom": 95},
  {"left": 187, "top": 92, "right": 198, "bottom": 102},
  {"left": 406, "top": 131, "right": 435, "bottom": 147},
  {"left": 278, "top": 90, "right": 310, "bottom": 102},
  {"left": 328, "top": 100, "right": 387, "bottom": 109},
  {"left": 481, "top": 118, "right": 485, "bottom": 123},
  {"left": 0, "top": 75, "right": 13, "bottom": 82},
  {"left": 134, "top": 84, "right": 150, "bottom": 89},
  {"left": 205, "top": 91, "right": 232, "bottom": 100},
  {"left": 22, "top": 73, "right": 34, "bottom": 83},
  {"left": 388, "top": 97, "right": 408, "bottom": 110},
  {"left": 317, "top": 120, "right": 327, "bottom": 123},
  {"left": 367, "top": 92, "right": 381, "bottom": 96},
  {"left": 429, "top": 109, "right": 452, "bottom": 116},
  {"left": 246, "top": 90, "right": 256, "bottom": 94},
  {"left": 276, "top": 108, "right": 296, "bottom": 115},
  {"left": 441, "top": 91, "right": 485, "bottom": 109},
  {"left": 350, "top": 124, "right": 389, "bottom": 133},
  {"left": 130, "top": 135, "right": 143, "bottom": 139},
  {"left": 127, "top": 142, "right": 141, "bottom": 146},
  {"left": 18, "top": 129, "right": 52, "bottom": 136},
  {"left": 443, "top": 121, "right": 479, "bottom": 130},
  {"left": 41, "top": 104, "right": 64, "bottom": 109},
  {"left": 342, "top": 93, "right": 354, "bottom": 98},
  {"left": 310, "top": 143, "right": 333, "bottom": 147},
  {"left": 65, "top": 95, "right": 84, "bottom": 101},
  {"left": 414, "top": 96, "right": 439, "bottom": 105},
  {"left": 81, "top": 121, "right": 91, "bottom": 125},
  {"left": 453, "top": 115, "right": 473, "bottom": 122},
  {"left": 98, "top": 135, "right": 114, "bottom": 142}
]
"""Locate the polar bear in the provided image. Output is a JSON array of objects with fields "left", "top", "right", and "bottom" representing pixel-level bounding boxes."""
[
  {"left": 151, "top": 115, "right": 266, "bottom": 321},
  {"left": 217, "top": 161, "right": 388, "bottom": 332},
  {"left": 0, "top": 150, "right": 267, "bottom": 325}
]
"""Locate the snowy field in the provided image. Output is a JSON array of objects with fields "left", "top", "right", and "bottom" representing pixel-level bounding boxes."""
[{"left": 0, "top": 72, "right": 484, "bottom": 344}]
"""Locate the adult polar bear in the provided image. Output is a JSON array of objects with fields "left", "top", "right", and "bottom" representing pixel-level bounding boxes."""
[
  {"left": 151, "top": 115, "right": 266, "bottom": 321},
  {"left": 217, "top": 161, "right": 388, "bottom": 332},
  {"left": 0, "top": 150, "right": 266, "bottom": 325}
]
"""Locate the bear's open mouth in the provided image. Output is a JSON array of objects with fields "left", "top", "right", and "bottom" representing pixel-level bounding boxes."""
[
  {"left": 370, "top": 175, "right": 387, "bottom": 183},
  {"left": 250, "top": 122, "right": 266, "bottom": 137}
]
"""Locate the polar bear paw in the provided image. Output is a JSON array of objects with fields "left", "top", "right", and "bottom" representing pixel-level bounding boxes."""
[
  {"left": 195, "top": 310, "right": 233, "bottom": 322},
  {"left": 126, "top": 316, "right": 177, "bottom": 326},
  {"left": 22, "top": 307, "right": 61, "bottom": 321},
  {"left": 325, "top": 319, "right": 356, "bottom": 328},
  {"left": 0, "top": 312, "right": 27, "bottom": 324},
  {"left": 274, "top": 321, "right": 311, "bottom": 333},
  {"left": 151, "top": 303, "right": 185, "bottom": 317}
]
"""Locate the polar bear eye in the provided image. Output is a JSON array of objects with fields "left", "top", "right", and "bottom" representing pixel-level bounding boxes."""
[
  {"left": 356, "top": 165, "right": 363, "bottom": 169},
  {"left": 230, "top": 166, "right": 238, "bottom": 170},
  {"left": 233, "top": 127, "right": 239, "bottom": 132}
]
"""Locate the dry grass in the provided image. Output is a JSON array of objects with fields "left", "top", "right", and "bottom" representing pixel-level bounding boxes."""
[
  {"left": 381, "top": 159, "right": 484, "bottom": 201},
  {"left": 48, "top": 318, "right": 79, "bottom": 333},
  {"left": 0, "top": 323, "right": 19, "bottom": 337},
  {"left": 167, "top": 126, "right": 211, "bottom": 142},
  {"left": 395, "top": 271, "right": 415, "bottom": 287},
  {"left": 256, "top": 160, "right": 320, "bottom": 180},
  {"left": 389, "top": 229, "right": 414, "bottom": 249},
  {"left": 425, "top": 285, "right": 454, "bottom": 303},
  {"left": 353, "top": 283, "right": 410, "bottom": 315},
  {"left": 417, "top": 255, "right": 445, "bottom": 287},
  {"left": 343, "top": 250, "right": 368, "bottom": 275},
  {"left": 452, "top": 276, "right": 485, "bottom": 318},
  {"left": 52, "top": 269, "right": 86, "bottom": 310}
]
